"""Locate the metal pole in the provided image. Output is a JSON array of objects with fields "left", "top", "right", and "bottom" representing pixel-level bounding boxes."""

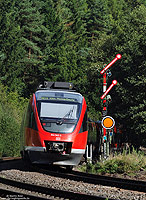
[
  {"left": 107, "top": 130, "right": 110, "bottom": 157},
  {"left": 103, "top": 72, "right": 107, "bottom": 159}
]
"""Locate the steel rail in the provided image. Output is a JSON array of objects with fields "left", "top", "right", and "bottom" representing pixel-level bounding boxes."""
[
  {"left": 33, "top": 167, "right": 146, "bottom": 193},
  {"left": 0, "top": 187, "right": 49, "bottom": 200},
  {"left": 0, "top": 157, "right": 21, "bottom": 163},
  {"left": 71, "top": 170, "right": 146, "bottom": 193},
  {"left": 1, "top": 158, "right": 146, "bottom": 193},
  {"left": 0, "top": 177, "right": 115, "bottom": 200}
]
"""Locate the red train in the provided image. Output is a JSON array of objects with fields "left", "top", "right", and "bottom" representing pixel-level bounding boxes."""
[{"left": 20, "top": 82, "right": 88, "bottom": 169}]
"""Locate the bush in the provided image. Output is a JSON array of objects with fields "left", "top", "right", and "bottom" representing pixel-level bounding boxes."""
[
  {"left": 80, "top": 150, "right": 146, "bottom": 175},
  {"left": 0, "top": 83, "right": 28, "bottom": 157}
]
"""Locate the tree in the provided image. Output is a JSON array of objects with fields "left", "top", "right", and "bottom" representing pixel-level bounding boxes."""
[
  {"left": 42, "top": 0, "right": 89, "bottom": 88},
  {"left": 0, "top": 0, "right": 23, "bottom": 92},
  {"left": 15, "top": 0, "right": 50, "bottom": 95},
  {"left": 86, "top": 0, "right": 111, "bottom": 40},
  {"left": 109, "top": 4, "right": 146, "bottom": 146}
]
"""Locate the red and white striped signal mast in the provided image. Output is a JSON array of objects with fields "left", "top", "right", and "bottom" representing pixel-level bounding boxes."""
[{"left": 100, "top": 54, "right": 122, "bottom": 158}]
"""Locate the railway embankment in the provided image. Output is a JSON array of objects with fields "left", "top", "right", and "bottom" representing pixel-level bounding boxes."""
[
  {"left": 0, "top": 158, "right": 146, "bottom": 200},
  {"left": 78, "top": 149, "right": 146, "bottom": 181}
]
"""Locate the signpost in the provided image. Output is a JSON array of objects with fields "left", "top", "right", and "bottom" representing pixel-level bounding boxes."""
[{"left": 100, "top": 54, "right": 122, "bottom": 159}]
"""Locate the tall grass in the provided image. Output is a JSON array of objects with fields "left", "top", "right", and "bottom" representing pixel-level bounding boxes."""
[{"left": 80, "top": 149, "right": 146, "bottom": 175}]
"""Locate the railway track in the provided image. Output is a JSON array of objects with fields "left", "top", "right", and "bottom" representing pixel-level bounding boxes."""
[
  {"left": 0, "top": 157, "right": 21, "bottom": 161},
  {"left": 33, "top": 165, "right": 146, "bottom": 193},
  {"left": 71, "top": 170, "right": 146, "bottom": 193},
  {"left": 0, "top": 157, "right": 146, "bottom": 199},
  {"left": 0, "top": 177, "right": 114, "bottom": 200}
]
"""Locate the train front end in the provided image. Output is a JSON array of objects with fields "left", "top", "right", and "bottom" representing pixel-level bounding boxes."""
[{"left": 20, "top": 82, "right": 88, "bottom": 167}]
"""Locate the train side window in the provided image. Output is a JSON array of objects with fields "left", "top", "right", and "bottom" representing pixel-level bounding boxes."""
[
  {"left": 24, "top": 104, "right": 37, "bottom": 130},
  {"left": 30, "top": 112, "right": 38, "bottom": 131},
  {"left": 30, "top": 112, "right": 33, "bottom": 128},
  {"left": 24, "top": 103, "right": 31, "bottom": 128},
  {"left": 79, "top": 110, "right": 87, "bottom": 133},
  {"left": 83, "top": 110, "right": 87, "bottom": 131}
]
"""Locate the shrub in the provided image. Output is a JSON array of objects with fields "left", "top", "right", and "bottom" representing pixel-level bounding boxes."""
[
  {"left": 80, "top": 149, "right": 146, "bottom": 175},
  {"left": 0, "top": 83, "right": 28, "bottom": 157}
]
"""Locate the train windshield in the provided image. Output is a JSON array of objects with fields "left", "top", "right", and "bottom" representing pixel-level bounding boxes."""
[{"left": 36, "top": 91, "right": 83, "bottom": 134}]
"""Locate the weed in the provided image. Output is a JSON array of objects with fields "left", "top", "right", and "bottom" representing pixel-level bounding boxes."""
[{"left": 79, "top": 149, "right": 146, "bottom": 175}]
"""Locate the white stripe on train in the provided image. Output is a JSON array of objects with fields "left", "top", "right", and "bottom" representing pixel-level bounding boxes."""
[{"left": 24, "top": 146, "right": 85, "bottom": 154}]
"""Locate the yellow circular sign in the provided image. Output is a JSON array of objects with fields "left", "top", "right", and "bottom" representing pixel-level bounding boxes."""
[{"left": 102, "top": 116, "right": 115, "bottom": 129}]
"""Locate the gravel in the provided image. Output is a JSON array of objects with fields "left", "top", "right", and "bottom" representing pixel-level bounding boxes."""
[{"left": 0, "top": 169, "right": 146, "bottom": 200}]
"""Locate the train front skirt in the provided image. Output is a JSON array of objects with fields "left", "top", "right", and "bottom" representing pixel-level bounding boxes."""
[{"left": 24, "top": 146, "right": 85, "bottom": 165}]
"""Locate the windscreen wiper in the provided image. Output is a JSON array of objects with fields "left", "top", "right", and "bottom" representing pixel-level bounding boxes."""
[{"left": 56, "top": 107, "right": 75, "bottom": 125}]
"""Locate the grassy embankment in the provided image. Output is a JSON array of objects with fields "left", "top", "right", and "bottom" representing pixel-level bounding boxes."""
[{"left": 79, "top": 149, "right": 146, "bottom": 176}]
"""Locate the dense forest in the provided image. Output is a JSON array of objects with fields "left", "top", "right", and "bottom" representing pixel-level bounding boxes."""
[{"left": 0, "top": 0, "right": 146, "bottom": 156}]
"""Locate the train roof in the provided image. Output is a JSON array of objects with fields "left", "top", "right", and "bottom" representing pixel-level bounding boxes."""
[
  {"left": 36, "top": 89, "right": 82, "bottom": 96},
  {"left": 37, "top": 81, "right": 75, "bottom": 91}
]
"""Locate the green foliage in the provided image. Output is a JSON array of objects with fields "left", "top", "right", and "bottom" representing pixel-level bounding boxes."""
[
  {"left": 90, "top": 1, "right": 146, "bottom": 144},
  {"left": 80, "top": 150, "right": 146, "bottom": 175},
  {"left": 106, "top": 4, "right": 146, "bottom": 146},
  {"left": 86, "top": 0, "right": 111, "bottom": 38},
  {"left": 0, "top": 0, "right": 146, "bottom": 151},
  {"left": 16, "top": 0, "right": 50, "bottom": 95},
  {"left": 0, "top": 83, "right": 28, "bottom": 157}
]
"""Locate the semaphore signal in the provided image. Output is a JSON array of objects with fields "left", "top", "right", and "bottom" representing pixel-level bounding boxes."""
[
  {"left": 100, "top": 54, "right": 122, "bottom": 75},
  {"left": 101, "top": 80, "right": 117, "bottom": 100},
  {"left": 99, "top": 54, "right": 122, "bottom": 159}
]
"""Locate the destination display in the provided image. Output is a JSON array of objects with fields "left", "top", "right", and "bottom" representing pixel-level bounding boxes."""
[
  {"left": 41, "top": 97, "right": 77, "bottom": 102},
  {"left": 36, "top": 91, "right": 83, "bottom": 103}
]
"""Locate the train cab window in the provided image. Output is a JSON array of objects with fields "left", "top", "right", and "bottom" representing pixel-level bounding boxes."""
[
  {"left": 36, "top": 91, "right": 83, "bottom": 134},
  {"left": 38, "top": 102, "right": 81, "bottom": 134},
  {"left": 40, "top": 103, "right": 78, "bottom": 119}
]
